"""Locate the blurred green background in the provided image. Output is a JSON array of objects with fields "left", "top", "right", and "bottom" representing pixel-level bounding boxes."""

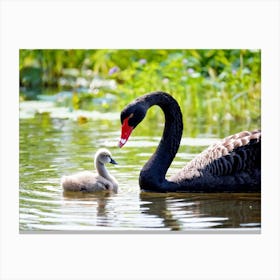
[{"left": 19, "top": 49, "right": 261, "bottom": 128}]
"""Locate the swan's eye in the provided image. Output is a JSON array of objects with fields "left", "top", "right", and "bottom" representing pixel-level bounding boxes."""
[
  {"left": 121, "top": 112, "right": 134, "bottom": 124},
  {"left": 127, "top": 113, "right": 135, "bottom": 126},
  {"left": 119, "top": 104, "right": 147, "bottom": 147}
]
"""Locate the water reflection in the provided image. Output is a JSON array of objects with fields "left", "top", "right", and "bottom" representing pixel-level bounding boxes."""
[
  {"left": 62, "top": 191, "right": 114, "bottom": 227},
  {"left": 139, "top": 192, "right": 261, "bottom": 230},
  {"left": 19, "top": 111, "right": 261, "bottom": 232}
]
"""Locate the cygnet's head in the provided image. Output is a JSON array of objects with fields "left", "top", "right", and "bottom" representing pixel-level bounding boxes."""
[{"left": 94, "top": 148, "right": 117, "bottom": 165}]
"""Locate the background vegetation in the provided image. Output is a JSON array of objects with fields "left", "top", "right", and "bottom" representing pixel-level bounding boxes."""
[{"left": 20, "top": 49, "right": 261, "bottom": 128}]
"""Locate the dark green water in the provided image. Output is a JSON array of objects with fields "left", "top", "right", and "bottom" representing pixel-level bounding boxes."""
[{"left": 19, "top": 101, "right": 261, "bottom": 232}]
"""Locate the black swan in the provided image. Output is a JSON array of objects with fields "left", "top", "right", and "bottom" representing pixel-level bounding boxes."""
[
  {"left": 119, "top": 92, "right": 261, "bottom": 193},
  {"left": 61, "top": 148, "right": 118, "bottom": 192}
]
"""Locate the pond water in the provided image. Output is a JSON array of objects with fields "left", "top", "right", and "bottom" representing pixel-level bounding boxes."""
[{"left": 19, "top": 102, "right": 261, "bottom": 232}]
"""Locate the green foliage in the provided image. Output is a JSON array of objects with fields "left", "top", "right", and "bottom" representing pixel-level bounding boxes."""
[{"left": 19, "top": 49, "right": 261, "bottom": 126}]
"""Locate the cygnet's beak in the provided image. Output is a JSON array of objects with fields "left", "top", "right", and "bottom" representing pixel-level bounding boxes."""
[{"left": 110, "top": 158, "right": 118, "bottom": 165}]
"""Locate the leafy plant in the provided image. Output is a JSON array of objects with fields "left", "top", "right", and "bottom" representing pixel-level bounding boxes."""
[{"left": 19, "top": 49, "right": 261, "bottom": 127}]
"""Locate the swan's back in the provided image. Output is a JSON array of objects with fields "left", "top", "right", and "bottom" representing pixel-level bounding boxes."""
[
  {"left": 61, "top": 171, "right": 115, "bottom": 192},
  {"left": 170, "top": 130, "right": 261, "bottom": 192}
]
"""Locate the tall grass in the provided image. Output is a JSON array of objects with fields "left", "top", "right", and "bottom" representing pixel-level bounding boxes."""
[{"left": 20, "top": 49, "right": 261, "bottom": 129}]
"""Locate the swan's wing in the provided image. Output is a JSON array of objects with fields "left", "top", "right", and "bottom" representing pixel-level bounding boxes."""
[
  {"left": 86, "top": 176, "right": 114, "bottom": 191},
  {"left": 203, "top": 137, "right": 261, "bottom": 176},
  {"left": 171, "top": 130, "right": 261, "bottom": 181},
  {"left": 62, "top": 171, "right": 113, "bottom": 192}
]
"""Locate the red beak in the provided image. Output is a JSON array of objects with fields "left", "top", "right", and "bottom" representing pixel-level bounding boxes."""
[{"left": 119, "top": 117, "right": 134, "bottom": 148}]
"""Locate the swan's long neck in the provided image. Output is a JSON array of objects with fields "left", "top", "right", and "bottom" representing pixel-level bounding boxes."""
[
  {"left": 95, "top": 161, "right": 109, "bottom": 179},
  {"left": 95, "top": 161, "right": 117, "bottom": 187},
  {"left": 139, "top": 92, "right": 183, "bottom": 191}
]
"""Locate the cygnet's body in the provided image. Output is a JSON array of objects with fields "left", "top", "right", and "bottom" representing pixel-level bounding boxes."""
[{"left": 61, "top": 148, "right": 118, "bottom": 192}]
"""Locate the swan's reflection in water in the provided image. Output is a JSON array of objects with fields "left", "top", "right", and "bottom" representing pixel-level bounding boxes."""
[
  {"left": 62, "top": 190, "right": 260, "bottom": 231},
  {"left": 139, "top": 192, "right": 261, "bottom": 230},
  {"left": 62, "top": 191, "right": 114, "bottom": 228}
]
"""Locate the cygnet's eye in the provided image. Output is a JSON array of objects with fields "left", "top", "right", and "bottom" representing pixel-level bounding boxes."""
[{"left": 99, "top": 154, "right": 109, "bottom": 163}]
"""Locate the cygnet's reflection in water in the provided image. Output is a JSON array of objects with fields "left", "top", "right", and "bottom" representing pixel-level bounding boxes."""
[
  {"left": 139, "top": 192, "right": 261, "bottom": 231},
  {"left": 62, "top": 191, "right": 114, "bottom": 227}
]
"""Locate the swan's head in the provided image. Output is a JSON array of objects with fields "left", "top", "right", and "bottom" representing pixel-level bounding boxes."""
[
  {"left": 95, "top": 148, "right": 117, "bottom": 165},
  {"left": 119, "top": 103, "right": 146, "bottom": 147}
]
